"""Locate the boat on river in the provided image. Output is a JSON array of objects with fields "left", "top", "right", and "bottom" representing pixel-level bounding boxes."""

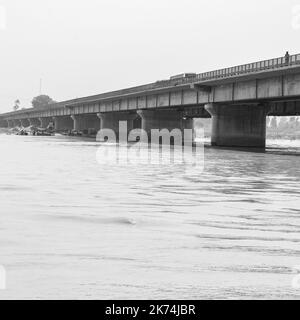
[{"left": 14, "top": 125, "right": 54, "bottom": 136}]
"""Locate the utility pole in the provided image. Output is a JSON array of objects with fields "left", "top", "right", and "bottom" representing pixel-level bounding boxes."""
[{"left": 39, "top": 78, "right": 42, "bottom": 95}]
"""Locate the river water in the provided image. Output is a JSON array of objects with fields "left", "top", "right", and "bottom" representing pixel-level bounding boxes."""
[{"left": 0, "top": 133, "right": 299, "bottom": 299}]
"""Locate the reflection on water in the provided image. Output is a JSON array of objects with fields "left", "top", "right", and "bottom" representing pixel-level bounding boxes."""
[{"left": 0, "top": 134, "right": 299, "bottom": 299}]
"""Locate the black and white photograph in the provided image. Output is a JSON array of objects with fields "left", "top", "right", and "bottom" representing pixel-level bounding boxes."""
[{"left": 0, "top": 0, "right": 300, "bottom": 306}]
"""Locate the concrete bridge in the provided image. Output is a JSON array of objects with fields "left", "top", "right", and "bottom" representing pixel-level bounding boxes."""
[{"left": 1, "top": 53, "right": 300, "bottom": 148}]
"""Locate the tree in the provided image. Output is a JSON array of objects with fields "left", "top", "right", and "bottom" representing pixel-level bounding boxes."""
[
  {"left": 278, "top": 117, "right": 289, "bottom": 131},
  {"left": 270, "top": 117, "right": 278, "bottom": 129},
  {"left": 13, "top": 99, "right": 20, "bottom": 111},
  {"left": 296, "top": 116, "right": 300, "bottom": 129},
  {"left": 31, "top": 95, "right": 56, "bottom": 109},
  {"left": 289, "top": 117, "right": 297, "bottom": 129}
]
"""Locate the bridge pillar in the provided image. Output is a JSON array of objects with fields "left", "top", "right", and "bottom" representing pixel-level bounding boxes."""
[
  {"left": 29, "top": 118, "right": 41, "bottom": 127},
  {"left": 7, "top": 120, "right": 13, "bottom": 128},
  {"left": 137, "top": 109, "right": 194, "bottom": 143},
  {"left": 53, "top": 116, "right": 73, "bottom": 132},
  {"left": 13, "top": 119, "right": 21, "bottom": 127},
  {"left": 39, "top": 117, "right": 52, "bottom": 128},
  {"left": 97, "top": 112, "right": 139, "bottom": 141},
  {"left": 20, "top": 119, "right": 30, "bottom": 127},
  {"left": 204, "top": 104, "right": 269, "bottom": 148},
  {"left": 0, "top": 119, "right": 8, "bottom": 128},
  {"left": 71, "top": 114, "right": 100, "bottom": 134}
]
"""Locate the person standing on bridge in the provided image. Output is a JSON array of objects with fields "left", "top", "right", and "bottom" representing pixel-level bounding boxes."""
[{"left": 285, "top": 51, "right": 290, "bottom": 65}]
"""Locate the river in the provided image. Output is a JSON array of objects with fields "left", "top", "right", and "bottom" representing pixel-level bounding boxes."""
[{"left": 0, "top": 134, "right": 299, "bottom": 299}]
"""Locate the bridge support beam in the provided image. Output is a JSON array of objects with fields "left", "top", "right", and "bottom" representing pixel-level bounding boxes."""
[
  {"left": 204, "top": 103, "right": 269, "bottom": 148},
  {"left": 29, "top": 118, "right": 41, "bottom": 127},
  {"left": 13, "top": 119, "right": 21, "bottom": 127},
  {"left": 97, "top": 112, "right": 139, "bottom": 141},
  {"left": 0, "top": 119, "right": 8, "bottom": 128},
  {"left": 71, "top": 114, "right": 100, "bottom": 134},
  {"left": 20, "top": 119, "right": 30, "bottom": 127},
  {"left": 137, "top": 109, "right": 194, "bottom": 143},
  {"left": 53, "top": 116, "right": 73, "bottom": 132},
  {"left": 39, "top": 117, "right": 53, "bottom": 129},
  {"left": 6, "top": 120, "right": 13, "bottom": 128}
]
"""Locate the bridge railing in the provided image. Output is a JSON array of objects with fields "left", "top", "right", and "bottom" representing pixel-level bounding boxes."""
[
  {"left": 2, "top": 54, "right": 300, "bottom": 119},
  {"left": 171, "top": 53, "right": 300, "bottom": 85}
]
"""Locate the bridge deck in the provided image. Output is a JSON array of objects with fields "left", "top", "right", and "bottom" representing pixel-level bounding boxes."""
[{"left": 1, "top": 53, "right": 300, "bottom": 118}]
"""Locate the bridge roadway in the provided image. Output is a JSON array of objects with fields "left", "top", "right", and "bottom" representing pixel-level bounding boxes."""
[{"left": 1, "top": 53, "right": 300, "bottom": 148}]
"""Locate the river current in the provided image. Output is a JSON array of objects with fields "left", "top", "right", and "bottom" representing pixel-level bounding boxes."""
[{"left": 0, "top": 134, "right": 299, "bottom": 299}]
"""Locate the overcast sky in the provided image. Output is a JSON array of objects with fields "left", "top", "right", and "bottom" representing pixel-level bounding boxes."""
[{"left": 0, "top": 0, "right": 299, "bottom": 112}]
